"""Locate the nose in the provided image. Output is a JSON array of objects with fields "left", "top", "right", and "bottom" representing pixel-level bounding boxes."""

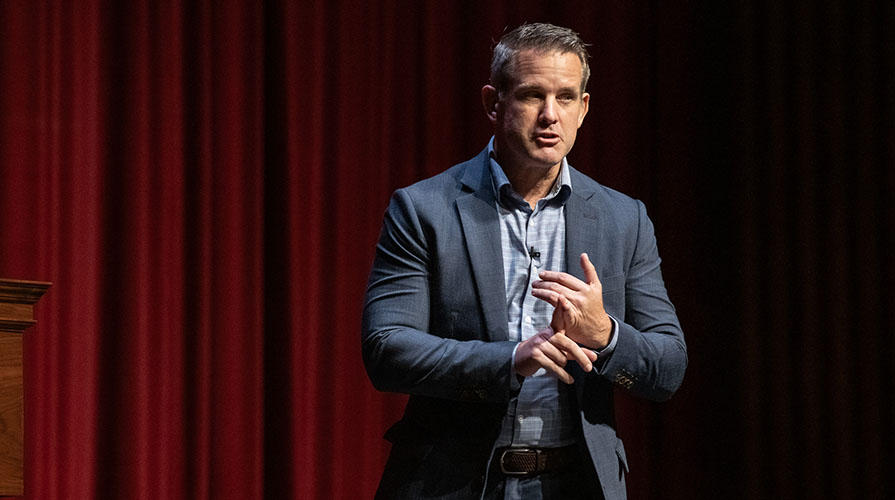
[{"left": 539, "top": 96, "right": 558, "bottom": 125}]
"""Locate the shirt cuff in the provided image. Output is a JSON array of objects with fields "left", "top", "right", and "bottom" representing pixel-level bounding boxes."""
[
  {"left": 593, "top": 315, "right": 619, "bottom": 365},
  {"left": 510, "top": 343, "right": 523, "bottom": 391}
]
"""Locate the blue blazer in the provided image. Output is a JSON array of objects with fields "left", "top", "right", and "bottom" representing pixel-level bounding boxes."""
[{"left": 362, "top": 148, "right": 687, "bottom": 500}]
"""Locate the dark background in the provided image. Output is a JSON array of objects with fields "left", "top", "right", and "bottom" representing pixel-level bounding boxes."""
[{"left": 0, "top": 1, "right": 892, "bottom": 498}]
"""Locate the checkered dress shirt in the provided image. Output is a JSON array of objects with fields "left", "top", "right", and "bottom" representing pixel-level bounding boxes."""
[{"left": 488, "top": 144, "right": 578, "bottom": 449}]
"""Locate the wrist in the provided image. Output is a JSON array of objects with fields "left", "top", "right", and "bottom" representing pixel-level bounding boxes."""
[{"left": 583, "top": 315, "right": 613, "bottom": 349}]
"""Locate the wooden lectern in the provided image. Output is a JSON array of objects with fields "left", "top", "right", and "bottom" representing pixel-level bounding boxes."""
[{"left": 0, "top": 279, "right": 50, "bottom": 496}]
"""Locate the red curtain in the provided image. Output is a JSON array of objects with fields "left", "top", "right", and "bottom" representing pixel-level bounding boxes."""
[
  {"left": 2, "top": 1, "right": 892, "bottom": 499},
  {"left": 0, "top": 1, "right": 661, "bottom": 498}
]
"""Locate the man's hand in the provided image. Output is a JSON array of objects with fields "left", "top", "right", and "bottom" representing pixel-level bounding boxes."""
[
  {"left": 515, "top": 327, "right": 598, "bottom": 384},
  {"left": 531, "top": 253, "right": 613, "bottom": 349}
]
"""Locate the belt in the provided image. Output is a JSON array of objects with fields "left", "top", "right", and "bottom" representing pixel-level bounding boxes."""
[{"left": 493, "top": 445, "right": 579, "bottom": 477}]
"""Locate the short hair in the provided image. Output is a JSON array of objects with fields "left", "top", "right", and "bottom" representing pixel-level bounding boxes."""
[{"left": 490, "top": 23, "right": 591, "bottom": 95}]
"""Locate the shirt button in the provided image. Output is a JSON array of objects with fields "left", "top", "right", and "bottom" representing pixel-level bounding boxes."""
[
  {"left": 517, "top": 415, "right": 525, "bottom": 423},
  {"left": 524, "top": 316, "right": 532, "bottom": 324}
]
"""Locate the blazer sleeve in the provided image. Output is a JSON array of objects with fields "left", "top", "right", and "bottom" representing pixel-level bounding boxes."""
[
  {"left": 595, "top": 200, "right": 688, "bottom": 401},
  {"left": 361, "top": 188, "right": 518, "bottom": 403}
]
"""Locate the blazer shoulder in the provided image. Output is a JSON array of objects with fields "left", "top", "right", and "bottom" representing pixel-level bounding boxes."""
[
  {"left": 401, "top": 162, "right": 465, "bottom": 195},
  {"left": 394, "top": 149, "right": 489, "bottom": 205},
  {"left": 569, "top": 167, "right": 645, "bottom": 219}
]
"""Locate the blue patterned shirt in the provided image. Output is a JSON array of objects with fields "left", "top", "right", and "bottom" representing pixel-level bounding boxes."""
[
  {"left": 489, "top": 142, "right": 578, "bottom": 449},
  {"left": 487, "top": 139, "right": 618, "bottom": 453}
]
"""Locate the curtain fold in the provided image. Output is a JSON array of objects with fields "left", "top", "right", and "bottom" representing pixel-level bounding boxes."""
[{"left": 730, "top": 1, "right": 894, "bottom": 498}]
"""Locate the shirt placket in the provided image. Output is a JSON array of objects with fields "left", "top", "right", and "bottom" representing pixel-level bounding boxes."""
[
  {"left": 513, "top": 202, "right": 551, "bottom": 444},
  {"left": 519, "top": 204, "right": 545, "bottom": 344}
]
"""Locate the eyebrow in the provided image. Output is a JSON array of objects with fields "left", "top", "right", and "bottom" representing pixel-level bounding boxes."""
[{"left": 515, "top": 83, "right": 580, "bottom": 95}]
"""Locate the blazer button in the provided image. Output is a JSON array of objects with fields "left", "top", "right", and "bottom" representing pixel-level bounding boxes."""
[{"left": 614, "top": 370, "right": 636, "bottom": 390}]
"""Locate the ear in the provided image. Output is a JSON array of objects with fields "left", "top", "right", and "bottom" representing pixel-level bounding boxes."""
[
  {"left": 577, "top": 92, "right": 590, "bottom": 128},
  {"left": 481, "top": 85, "right": 500, "bottom": 124}
]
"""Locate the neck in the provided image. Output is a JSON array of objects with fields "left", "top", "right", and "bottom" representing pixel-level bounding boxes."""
[{"left": 503, "top": 162, "right": 561, "bottom": 209}]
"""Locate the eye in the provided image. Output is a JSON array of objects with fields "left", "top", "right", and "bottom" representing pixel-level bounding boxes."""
[{"left": 517, "top": 90, "right": 544, "bottom": 102}]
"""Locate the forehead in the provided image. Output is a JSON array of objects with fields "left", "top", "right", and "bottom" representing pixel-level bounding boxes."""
[{"left": 509, "top": 49, "right": 583, "bottom": 88}]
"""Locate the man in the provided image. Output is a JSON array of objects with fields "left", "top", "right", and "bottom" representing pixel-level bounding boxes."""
[{"left": 362, "top": 23, "right": 687, "bottom": 500}]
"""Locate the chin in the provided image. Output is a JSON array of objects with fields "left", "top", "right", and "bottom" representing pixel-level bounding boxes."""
[{"left": 528, "top": 150, "right": 564, "bottom": 167}]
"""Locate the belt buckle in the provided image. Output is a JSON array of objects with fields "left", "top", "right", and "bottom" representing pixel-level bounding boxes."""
[{"left": 499, "top": 447, "right": 539, "bottom": 476}]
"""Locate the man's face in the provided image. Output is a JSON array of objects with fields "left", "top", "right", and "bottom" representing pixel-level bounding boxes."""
[{"left": 484, "top": 50, "right": 590, "bottom": 172}]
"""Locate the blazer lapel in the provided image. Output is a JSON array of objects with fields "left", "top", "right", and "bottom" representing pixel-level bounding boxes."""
[
  {"left": 564, "top": 168, "right": 609, "bottom": 407},
  {"left": 564, "top": 168, "right": 604, "bottom": 282},
  {"left": 456, "top": 153, "right": 509, "bottom": 342}
]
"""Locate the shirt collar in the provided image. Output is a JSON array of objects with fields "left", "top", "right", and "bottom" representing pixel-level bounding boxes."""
[{"left": 487, "top": 137, "right": 573, "bottom": 209}]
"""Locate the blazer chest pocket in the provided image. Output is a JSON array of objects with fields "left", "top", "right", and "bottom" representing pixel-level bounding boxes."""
[{"left": 600, "top": 274, "right": 625, "bottom": 318}]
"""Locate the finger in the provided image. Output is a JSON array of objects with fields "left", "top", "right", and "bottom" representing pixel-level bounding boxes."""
[
  {"left": 567, "top": 341, "right": 598, "bottom": 367},
  {"left": 537, "top": 270, "right": 587, "bottom": 291},
  {"left": 530, "top": 347, "right": 575, "bottom": 384},
  {"left": 548, "top": 366, "right": 575, "bottom": 384},
  {"left": 531, "top": 287, "right": 563, "bottom": 308},
  {"left": 585, "top": 348, "right": 598, "bottom": 363},
  {"left": 555, "top": 368, "right": 575, "bottom": 384},
  {"left": 537, "top": 339, "right": 571, "bottom": 368},
  {"left": 559, "top": 294, "right": 574, "bottom": 313},
  {"left": 551, "top": 328, "right": 598, "bottom": 364},
  {"left": 539, "top": 357, "right": 575, "bottom": 384},
  {"left": 531, "top": 280, "right": 574, "bottom": 295},
  {"left": 580, "top": 253, "right": 600, "bottom": 287},
  {"left": 550, "top": 333, "right": 593, "bottom": 372},
  {"left": 546, "top": 294, "right": 575, "bottom": 317}
]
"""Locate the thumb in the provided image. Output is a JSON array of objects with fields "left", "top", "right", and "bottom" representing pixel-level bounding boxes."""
[{"left": 580, "top": 253, "right": 600, "bottom": 286}]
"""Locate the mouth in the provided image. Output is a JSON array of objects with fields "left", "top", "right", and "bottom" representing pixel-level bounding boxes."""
[{"left": 533, "top": 132, "right": 560, "bottom": 146}]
